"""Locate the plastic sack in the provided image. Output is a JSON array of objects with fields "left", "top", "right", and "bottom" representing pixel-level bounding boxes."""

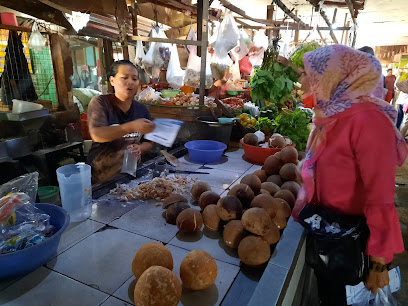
[
  {"left": 184, "top": 51, "right": 213, "bottom": 89},
  {"left": 166, "top": 44, "right": 185, "bottom": 89},
  {"left": 252, "top": 29, "right": 268, "bottom": 50},
  {"left": 142, "top": 27, "right": 171, "bottom": 79},
  {"left": 28, "top": 21, "right": 46, "bottom": 51},
  {"left": 239, "top": 56, "right": 253, "bottom": 75},
  {"left": 136, "top": 87, "right": 161, "bottom": 103},
  {"left": 233, "top": 29, "right": 251, "bottom": 60},
  {"left": 135, "top": 40, "right": 145, "bottom": 68},
  {"left": 230, "top": 51, "right": 241, "bottom": 82},
  {"left": 186, "top": 26, "right": 197, "bottom": 54},
  {"left": 0, "top": 172, "right": 38, "bottom": 204},
  {"left": 211, "top": 52, "right": 232, "bottom": 80}
]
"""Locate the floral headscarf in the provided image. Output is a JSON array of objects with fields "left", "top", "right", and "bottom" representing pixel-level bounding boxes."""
[{"left": 299, "top": 45, "right": 407, "bottom": 206}]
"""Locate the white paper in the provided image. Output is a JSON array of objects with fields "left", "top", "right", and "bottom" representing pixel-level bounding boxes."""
[
  {"left": 346, "top": 267, "right": 401, "bottom": 305},
  {"left": 144, "top": 118, "right": 183, "bottom": 147}
]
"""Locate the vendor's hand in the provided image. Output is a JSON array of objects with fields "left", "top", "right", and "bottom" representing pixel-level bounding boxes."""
[
  {"left": 277, "top": 56, "right": 291, "bottom": 67},
  {"left": 365, "top": 269, "right": 390, "bottom": 294},
  {"left": 129, "top": 119, "right": 155, "bottom": 135},
  {"left": 127, "top": 144, "right": 142, "bottom": 161}
]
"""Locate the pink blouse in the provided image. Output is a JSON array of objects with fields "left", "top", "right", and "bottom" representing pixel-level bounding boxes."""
[{"left": 295, "top": 103, "right": 404, "bottom": 263}]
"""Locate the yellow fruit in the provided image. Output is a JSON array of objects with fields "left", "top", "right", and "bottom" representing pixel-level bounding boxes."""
[{"left": 251, "top": 119, "right": 257, "bottom": 125}]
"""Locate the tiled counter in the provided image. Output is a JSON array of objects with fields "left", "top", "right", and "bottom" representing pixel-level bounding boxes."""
[{"left": 0, "top": 148, "right": 305, "bottom": 306}]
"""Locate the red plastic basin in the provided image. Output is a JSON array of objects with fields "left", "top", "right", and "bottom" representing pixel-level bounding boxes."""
[{"left": 240, "top": 138, "right": 295, "bottom": 165}]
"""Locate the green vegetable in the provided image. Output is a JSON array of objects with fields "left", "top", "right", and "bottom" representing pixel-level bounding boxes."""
[
  {"left": 290, "top": 42, "right": 320, "bottom": 69},
  {"left": 250, "top": 47, "right": 299, "bottom": 107},
  {"left": 273, "top": 109, "right": 311, "bottom": 151},
  {"left": 255, "top": 117, "right": 274, "bottom": 136},
  {"left": 259, "top": 104, "right": 279, "bottom": 120}
]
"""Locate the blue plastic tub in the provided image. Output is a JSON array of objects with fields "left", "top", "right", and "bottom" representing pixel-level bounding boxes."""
[
  {"left": 185, "top": 140, "right": 227, "bottom": 163},
  {"left": 0, "top": 203, "right": 70, "bottom": 279}
]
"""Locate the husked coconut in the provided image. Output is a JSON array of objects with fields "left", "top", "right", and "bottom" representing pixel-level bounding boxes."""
[
  {"left": 264, "top": 155, "right": 283, "bottom": 176},
  {"left": 241, "top": 207, "right": 272, "bottom": 236},
  {"left": 261, "top": 222, "right": 280, "bottom": 245},
  {"left": 163, "top": 194, "right": 188, "bottom": 209},
  {"left": 238, "top": 236, "right": 271, "bottom": 266},
  {"left": 244, "top": 133, "right": 259, "bottom": 146},
  {"left": 216, "top": 196, "right": 243, "bottom": 221},
  {"left": 240, "top": 174, "right": 262, "bottom": 194},
  {"left": 267, "top": 174, "right": 283, "bottom": 186},
  {"left": 176, "top": 208, "right": 203, "bottom": 232},
  {"left": 281, "top": 181, "right": 300, "bottom": 198},
  {"left": 199, "top": 191, "right": 220, "bottom": 210},
  {"left": 202, "top": 204, "right": 221, "bottom": 231},
  {"left": 269, "top": 135, "right": 286, "bottom": 148},
  {"left": 270, "top": 198, "right": 291, "bottom": 218},
  {"left": 132, "top": 242, "right": 173, "bottom": 278},
  {"left": 280, "top": 146, "right": 298, "bottom": 164},
  {"left": 274, "top": 190, "right": 296, "bottom": 209},
  {"left": 163, "top": 202, "right": 190, "bottom": 224},
  {"left": 227, "top": 184, "right": 255, "bottom": 208},
  {"left": 260, "top": 182, "right": 281, "bottom": 196},
  {"left": 191, "top": 181, "right": 212, "bottom": 200},
  {"left": 180, "top": 250, "right": 218, "bottom": 290},
  {"left": 279, "top": 163, "right": 299, "bottom": 181},
  {"left": 250, "top": 194, "right": 277, "bottom": 220},
  {"left": 253, "top": 170, "right": 268, "bottom": 183},
  {"left": 223, "top": 220, "right": 245, "bottom": 248}
]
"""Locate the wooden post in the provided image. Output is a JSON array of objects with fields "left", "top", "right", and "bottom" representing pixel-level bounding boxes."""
[
  {"left": 197, "top": 0, "right": 203, "bottom": 57},
  {"left": 122, "top": 45, "right": 130, "bottom": 60},
  {"left": 102, "top": 39, "right": 114, "bottom": 93},
  {"left": 344, "top": 21, "right": 350, "bottom": 46},
  {"left": 294, "top": 10, "right": 299, "bottom": 46},
  {"left": 340, "top": 13, "right": 348, "bottom": 45},
  {"left": 267, "top": 5, "right": 274, "bottom": 44},
  {"left": 49, "top": 33, "right": 73, "bottom": 110},
  {"left": 199, "top": 0, "right": 209, "bottom": 106}
]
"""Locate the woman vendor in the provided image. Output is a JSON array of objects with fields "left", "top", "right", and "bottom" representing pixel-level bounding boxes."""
[{"left": 87, "top": 60, "right": 155, "bottom": 183}]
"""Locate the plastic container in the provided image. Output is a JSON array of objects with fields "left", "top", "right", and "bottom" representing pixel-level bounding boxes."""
[
  {"left": 240, "top": 138, "right": 295, "bottom": 165},
  {"left": 121, "top": 149, "right": 138, "bottom": 177},
  {"left": 0, "top": 203, "right": 70, "bottom": 278},
  {"left": 196, "top": 116, "right": 233, "bottom": 145},
  {"left": 56, "top": 163, "right": 92, "bottom": 222},
  {"left": 218, "top": 117, "right": 239, "bottom": 124},
  {"left": 161, "top": 89, "right": 181, "bottom": 98},
  {"left": 38, "top": 186, "right": 60, "bottom": 204},
  {"left": 12, "top": 99, "right": 43, "bottom": 114},
  {"left": 185, "top": 140, "right": 227, "bottom": 163}
]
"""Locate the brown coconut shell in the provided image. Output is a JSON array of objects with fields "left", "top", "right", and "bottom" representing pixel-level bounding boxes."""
[
  {"left": 227, "top": 184, "right": 255, "bottom": 208},
  {"left": 240, "top": 174, "right": 262, "bottom": 194},
  {"left": 163, "top": 202, "right": 190, "bottom": 225},
  {"left": 202, "top": 204, "right": 221, "bottom": 231},
  {"left": 163, "top": 194, "right": 188, "bottom": 209},
  {"left": 134, "top": 266, "right": 182, "bottom": 306},
  {"left": 259, "top": 189, "right": 270, "bottom": 195},
  {"left": 223, "top": 220, "right": 245, "bottom": 249},
  {"left": 253, "top": 170, "right": 268, "bottom": 183},
  {"left": 238, "top": 236, "right": 271, "bottom": 266},
  {"left": 216, "top": 195, "right": 243, "bottom": 221},
  {"left": 180, "top": 250, "right": 218, "bottom": 290},
  {"left": 241, "top": 207, "right": 272, "bottom": 236},
  {"left": 280, "top": 146, "right": 298, "bottom": 164},
  {"left": 279, "top": 163, "right": 299, "bottom": 181},
  {"left": 273, "top": 215, "right": 288, "bottom": 230},
  {"left": 274, "top": 190, "right": 296, "bottom": 209},
  {"left": 176, "top": 208, "right": 203, "bottom": 232},
  {"left": 132, "top": 242, "right": 174, "bottom": 278},
  {"left": 199, "top": 191, "right": 221, "bottom": 210},
  {"left": 191, "top": 181, "right": 212, "bottom": 200},
  {"left": 260, "top": 182, "right": 281, "bottom": 196},
  {"left": 267, "top": 174, "right": 283, "bottom": 187},
  {"left": 264, "top": 155, "right": 283, "bottom": 176},
  {"left": 260, "top": 222, "right": 280, "bottom": 245},
  {"left": 270, "top": 198, "right": 292, "bottom": 218},
  {"left": 250, "top": 194, "right": 277, "bottom": 220},
  {"left": 281, "top": 181, "right": 300, "bottom": 198},
  {"left": 244, "top": 133, "right": 259, "bottom": 146},
  {"left": 269, "top": 135, "right": 286, "bottom": 148}
]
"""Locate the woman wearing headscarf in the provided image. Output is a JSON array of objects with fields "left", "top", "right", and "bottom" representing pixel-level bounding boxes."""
[{"left": 291, "top": 45, "right": 407, "bottom": 305}]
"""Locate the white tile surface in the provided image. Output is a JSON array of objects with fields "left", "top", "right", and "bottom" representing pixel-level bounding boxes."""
[
  {"left": 113, "top": 245, "right": 240, "bottom": 306},
  {"left": 100, "top": 296, "right": 133, "bottom": 306},
  {"left": 168, "top": 228, "right": 241, "bottom": 266},
  {"left": 205, "top": 157, "right": 253, "bottom": 174},
  {"left": 224, "top": 148, "right": 245, "bottom": 159},
  {"left": 90, "top": 194, "right": 140, "bottom": 224},
  {"left": 187, "top": 168, "right": 241, "bottom": 190},
  {"left": 0, "top": 276, "right": 22, "bottom": 292},
  {"left": 47, "top": 228, "right": 154, "bottom": 294},
  {"left": 0, "top": 267, "right": 108, "bottom": 306},
  {"left": 109, "top": 202, "right": 179, "bottom": 243}
]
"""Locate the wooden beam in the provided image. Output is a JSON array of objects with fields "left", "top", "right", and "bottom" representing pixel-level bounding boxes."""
[
  {"left": 128, "top": 36, "right": 202, "bottom": 46},
  {"left": 294, "top": 10, "right": 299, "bottom": 45},
  {"left": 317, "top": 30, "right": 328, "bottom": 46},
  {"left": 199, "top": 0, "right": 209, "bottom": 106},
  {"left": 341, "top": 13, "right": 348, "bottom": 45},
  {"left": 344, "top": 0, "right": 357, "bottom": 47},
  {"left": 319, "top": 8, "right": 339, "bottom": 44},
  {"left": 273, "top": 0, "right": 309, "bottom": 28}
]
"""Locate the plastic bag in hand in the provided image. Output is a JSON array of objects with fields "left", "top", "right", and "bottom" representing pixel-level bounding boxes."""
[
  {"left": 135, "top": 40, "right": 145, "bottom": 68},
  {"left": 233, "top": 29, "right": 251, "bottom": 60},
  {"left": 28, "top": 21, "right": 47, "bottom": 51},
  {"left": 166, "top": 44, "right": 185, "bottom": 89},
  {"left": 184, "top": 51, "right": 213, "bottom": 89},
  {"left": 352, "top": 286, "right": 400, "bottom": 306}
]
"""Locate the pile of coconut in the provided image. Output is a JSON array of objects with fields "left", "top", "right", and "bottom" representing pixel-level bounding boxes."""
[
  {"left": 244, "top": 132, "right": 293, "bottom": 149},
  {"left": 161, "top": 145, "right": 301, "bottom": 267}
]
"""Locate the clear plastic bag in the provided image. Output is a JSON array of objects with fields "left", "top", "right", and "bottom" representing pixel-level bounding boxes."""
[
  {"left": 252, "top": 29, "right": 268, "bottom": 50},
  {"left": 186, "top": 26, "right": 197, "bottom": 54},
  {"left": 28, "top": 21, "right": 47, "bottom": 51},
  {"left": 142, "top": 27, "right": 171, "bottom": 79},
  {"left": 135, "top": 40, "right": 145, "bottom": 68},
  {"left": 230, "top": 51, "right": 241, "bottom": 82},
  {"left": 233, "top": 29, "right": 251, "bottom": 60},
  {"left": 184, "top": 51, "right": 213, "bottom": 89},
  {"left": 352, "top": 286, "right": 400, "bottom": 306},
  {"left": 136, "top": 87, "right": 161, "bottom": 103},
  {"left": 211, "top": 52, "right": 232, "bottom": 80},
  {"left": 0, "top": 193, "right": 54, "bottom": 254},
  {"left": 166, "top": 44, "right": 185, "bottom": 89},
  {"left": 0, "top": 172, "right": 39, "bottom": 203}
]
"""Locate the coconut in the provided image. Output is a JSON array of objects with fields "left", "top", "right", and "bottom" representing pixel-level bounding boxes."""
[
  {"left": 163, "top": 194, "right": 188, "bottom": 209},
  {"left": 241, "top": 207, "right": 272, "bottom": 236},
  {"left": 267, "top": 174, "right": 283, "bottom": 186},
  {"left": 261, "top": 222, "right": 280, "bottom": 245},
  {"left": 240, "top": 174, "right": 262, "bottom": 194},
  {"left": 274, "top": 190, "right": 296, "bottom": 209},
  {"left": 253, "top": 170, "right": 268, "bottom": 183},
  {"left": 250, "top": 194, "right": 277, "bottom": 220},
  {"left": 238, "top": 236, "right": 271, "bottom": 266},
  {"left": 191, "top": 181, "right": 212, "bottom": 200},
  {"left": 216, "top": 196, "right": 243, "bottom": 221},
  {"left": 244, "top": 133, "right": 259, "bottom": 146},
  {"left": 260, "top": 182, "right": 281, "bottom": 196},
  {"left": 164, "top": 202, "right": 190, "bottom": 225},
  {"left": 281, "top": 181, "right": 300, "bottom": 198},
  {"left": 199, "top": 191, "right": 220, "bottom": 210},
  {"left": 259, "top": 189, "right": 270, "bottom": 195},
  {"left": 176, "top": 208, "right": 203, "bottom": 232},
  {"left": 227, "top": 184, "right": 255, "bottom": 208},
  {"left": 279, "top": 163, "right": 299, "bottom": 181},
  {"left": 269, "top": 135, "right": 286, "bottom": 148},
  {"left": 270, "top": 198, "right": 291, "bottom": 218},
  {"left": 202, "top": 204, "right": 221, "bottom": 231},
  {"left": 132, "top": 242, "right": 173, "bottom": 278},
  {"left": 134, "top": 266, "right": 182, "bottom": 306},
  {"left": 273, "top": 215, "right": 288, "bottom": 229},
  {"left": 263, "top": 155, "right": 283, "bottom": 176},
  {"left": 223, "top": 220, "right": 245, "bottom": 249},
  {"left": 180, "top": 250, "right": 218, "bottom": 290},
  {"left": 280, "top": 146, "right": 298, "bottom": 164}
]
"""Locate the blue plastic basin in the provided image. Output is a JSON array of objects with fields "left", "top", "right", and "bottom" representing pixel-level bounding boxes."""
[
  {"left": 0, "top": 203, "right": 70, "bottom": 279},
  {"left": 185, "top": 140, "right": 227, "bottom": 163}
]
